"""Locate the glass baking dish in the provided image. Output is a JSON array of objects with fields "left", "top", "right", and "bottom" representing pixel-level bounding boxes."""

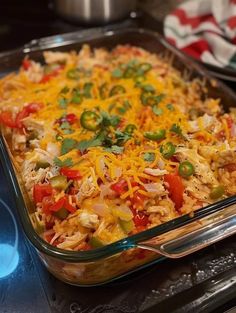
[{"left": 1, "top": 28, "right": 236, "bottom": 286}]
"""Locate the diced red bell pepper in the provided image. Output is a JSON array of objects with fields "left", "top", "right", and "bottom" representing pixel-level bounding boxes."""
[
  {"left": 40, "top": 65, "right": 64, "bottom": 83},
  {"left": 130, "top": 189, "right": 148, "bottom": 209},
  {"left": 133, "top": 210, "right": 149, "bottom": 227},
  {"left": 44, "top": 233, "right": 61, "bottom": 246},
  {"left": 216, "top": 130, "right": 226, "bottom": 141},
  {"left": 15, "top": 102, "right": 43, "bottom": 128},
  {"left": 60, "top": 167, "right": 82, "bottom": 180},
  {"left": 135, "top": 225, "right": 147, "bottom": 233},
  {"left": 33, "top": 184, "right": 53, "bottom": 204},
  {"left": 0, "top": 104, "right": 42, "bottom": 129},
  {"left": 68, "top": 187, "right": 79, "bottom": 195},
  {"left": 63, "top": 198, "right": 77, "bottom": 214},
  {"left": 49, "top": 197, "right": 66, "bottom": 212},
  {"left": 0, "top": 111, "right": 17, "bottom": 128},
  {"left": 111, "top": 179, "right": 128, "bottom": 194},
  {"left": 80, "top": 243, "right": 92, "bottom": 251},
  {"left": 164, "top": 173, "right": 184, "bottom": 211},
  {"left": 45, "top": 215, "right": 56, "bottom": 230},
  {"left": 226, "top": 116, "right": 234, "bottom": 129},
  {"left": 22, "top": 59, "right": 31, "bottom": 71},
  {"left": 66, "top": 113, "right": 77, "bottom": 124},
  {"left": 42, "top": 196, "right": 54, "bottom": 215},
  {"left": 49, "top": 196, "right": 76, "bottom": 214}
]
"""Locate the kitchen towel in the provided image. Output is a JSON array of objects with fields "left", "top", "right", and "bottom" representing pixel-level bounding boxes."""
[{"left": 164, "top": 0, "right": 236, "bottom": 69}]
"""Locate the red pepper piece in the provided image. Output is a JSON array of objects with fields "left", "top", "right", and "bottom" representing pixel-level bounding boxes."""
[
  {"left": 22, "top": 59, "right": 31, "bottom": 71},
  {"left": 33, "top": 184, "right": 53, "bottom": 204},
  {"left": 0, "top": 111, "right": 17, "bottom": 128},
  {"left": 133, "top": 210, "right": 149, "bottom": 227},
  {"left": 66, "top": 113, "right": 77, "bottom": 124},
  {"left": 164, "top": 173, "right": 184, "bottom": 211},
  {"left": 63, "top": 199, "right": 77, "bottom": 214},
  {"left": 49, "top": 197, "right": 66, "bottom": 212},
  {"left": 226, "top": 116, "right": 234, "bottom": 129},
  {"left": 130, "top": 189, "right": 147, "bottom": 209},
  {"left": 40, "top": 65, "right": 64, "bottom": 83},
  {"left": 42, "top": 196, "right": 54, "bottom": 215},
  {"left": 49, "top": 196, "right": 76, "bottom": 214},
  {"left": 111, "top": 179, "right": 128, "bottom": 194},
  {"left": 60, "top": 167, "right": 82, "bottom": 180},
  {"left": 15, "top": 102, "right": 43, "bottom": 128}
]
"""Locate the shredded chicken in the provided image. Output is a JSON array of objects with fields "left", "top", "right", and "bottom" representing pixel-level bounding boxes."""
[
  {"left": 43, "top": 51, "right": 72, "bottom": 64},
  {"left": 144, "top": 168, "right": 168, "bottom": 176},
  {"left": 78, "top": 212, "right": 99, "bottom": 229},
  {"left": 24, "top": 60, "right": 43, "bottom": 83},
  {"left": 175, "top": 147, "right": 218, "bottom": 185}
]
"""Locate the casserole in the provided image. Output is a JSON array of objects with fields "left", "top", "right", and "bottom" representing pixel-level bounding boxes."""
[{"left": 1, "top": 28, "right": 236, "bottom": 286}]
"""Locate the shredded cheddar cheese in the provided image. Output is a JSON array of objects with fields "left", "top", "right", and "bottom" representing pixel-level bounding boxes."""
[{"left": 1, "top": 44, "right": 236, "bottom": 251}]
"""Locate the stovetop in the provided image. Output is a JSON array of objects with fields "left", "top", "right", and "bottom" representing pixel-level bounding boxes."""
[
  {"left": 0, "top": 2, "right": 236, "bottom": 313},
  {"left": 0, "top": 0, "right": 163, "bottom": 53}
]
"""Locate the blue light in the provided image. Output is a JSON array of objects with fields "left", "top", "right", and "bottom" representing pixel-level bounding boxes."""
[
  {"left": 0, "top": 243, "right": 19, "bottom": 278},
  {"left": 0, "top": 199, "right": 19, "bottom": 279}
]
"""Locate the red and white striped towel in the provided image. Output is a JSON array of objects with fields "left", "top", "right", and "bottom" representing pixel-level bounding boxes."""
[{"left": 164, "top": 0, "right": 236, "bottom": 69}]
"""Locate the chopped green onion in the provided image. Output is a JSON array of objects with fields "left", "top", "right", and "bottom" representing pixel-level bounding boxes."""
[
  {"left": 112, "top": 68, "right": 123, "bottom": 78},
  {"left": 54, "top": 157, "right": 74, "bottom": 167},
  {"left": 58, "top": 98, "right": 68, "bottom": 109},
  {"left": 170, "top": 123, "right": 183, "bottom": 137},
  {"left": 61, "top": 138, "right": 78, "bottom": 155},
  {"left": 143, "top": 152, "right": 155, "bottom": 162},
  {"left": 71, "top": 94, "right": 83, "bottom": 104},
  {"left": 152, "top": 106, "right": 163, "bottom": 116}
]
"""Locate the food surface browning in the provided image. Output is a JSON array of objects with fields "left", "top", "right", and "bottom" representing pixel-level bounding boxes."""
[{"left": 1, "top": 44, "right": 236, "bottom": 251}]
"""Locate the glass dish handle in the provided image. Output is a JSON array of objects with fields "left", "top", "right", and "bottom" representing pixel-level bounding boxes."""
[
  {"left": 23, "top": 25, "right": 125, "bottom": 52},
  {"left": 138, "top": 202, "right": 236, "bottom": 258},
  {"left": 23, "top": 28, "right": 104, "bottom": 51}
]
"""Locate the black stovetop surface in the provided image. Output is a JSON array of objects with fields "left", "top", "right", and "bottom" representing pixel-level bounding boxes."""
[{"left": 0, "top": 2, "right": 236, "bottom": 313}]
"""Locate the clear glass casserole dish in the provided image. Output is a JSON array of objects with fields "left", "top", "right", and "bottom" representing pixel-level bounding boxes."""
[{"left": 1, "top": 28, "right": 236, "bottom": 286}]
